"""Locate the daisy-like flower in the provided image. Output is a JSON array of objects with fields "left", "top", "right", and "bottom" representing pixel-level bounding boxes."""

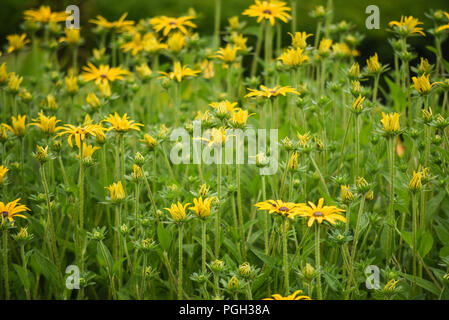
[
  {"left": 200, "top": 127, "right": 229, "bottom": 147},
  {"left": 366, "top": 53, "right": 381, "bottom": 74},
  {"left": 381, "top": 112, "right": 401, "bottom": 134},
  {"left": 245, "top": 85, "right": 299, "bottom": 99},
  {"left": 3, "top": 115, "right": 26, "bottom": 137},
  {"left": 158, "top": 61, "right": 200, "bottom": 82},
  {"left": 140, "top": 133, "right": 158, "bottom": 150},
  {"left": 105, "top": 181, "right": 126, "bottom": 201},
  {"left": 0, "top": 198, "right": 30, "bottom": 223},
  {"left": 121, "top": 33, "right": 147, "bottom": 56},
  {"left": 297, "top": 131, "right": 312, "bottom": 147},
  {"left": 436, "top": 12, "right": 449, "bottom": 32},
  {"left": 166, "top": 32, "right": 186, "bottom": 53},
  {"left": 190, "top": 196, "right": 215, "bottom": 218},
  {"left": 142, "top": 32, "right": 168, "bottom": 53},
  {"left": 29, "top": 111, "right": 63, "bottom": 135},
  {"left": 59, "top": 28, "right": 81, "bottom": 46},
  {"left": 56, "top": 124, "right": 100, "bottom": 148},
  {"left": 90, "top": 13, "right": 134, "bottom": 33},
  {"left": 165, "top": 202, "right": 191, "bottom": 222},
  {"left": 263, "top": 290, "right": 311, "bottom": 300},
  {"left": 409, "top": 170, "right": 423, "bottom": 192},
  {"left": 412, "top": 74, "right": 440, "bottom": 95},
  {"left": 389, "top": 16, "right": 425, "bottom": 37},
  {"left": 150, "top": 15, "right": 197, "bottom": 36},
  {"left": 230, "top": 108, "right": 255, "bottom": 128},
  {"left": 102, "top": 113, "right": 144, "bottom": 133},
  {"left": 77, "top": 142, "right": 100, "bottom": 159},
  {"left": 297, "top": 198, "right": 346, "bottom": 227},
  {"left": 6, "top": 34, "right": 30, "bottom": 54},
  {"left": 242, "top": 0, "right": 292, "bottom": 26},
  {"left": 23, "top": 5, "right": 69, "bottom": 24},
  {"left": 0, "top": 165, "right": 8, "bottom": 185},
  {"left": 230, "top": 33, "right": 248, "bottom": 52},
  {"left": 254, "top": 200, "right": 303, "bottom": 218},
  {"left": 277, "top": 48, "right": 310, "bottom": 67},
  {"left": 81, "top": 62, "right": 130, "bottom": 85},
  {"left": 288, "top": 32, "right": 313, "bottom": 49},
  {"left": 213, "top": 44, "right": 238, "bottom": 63},
  {"left": 209, "top": 100, "right": 238, "bottom": 118}
]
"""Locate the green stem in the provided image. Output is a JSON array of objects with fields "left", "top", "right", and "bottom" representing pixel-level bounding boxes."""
[
  {"left": 236, "top": 163, "right": 246, "bottom": 261},
  {"left": 178, "top": 224, "right": 184, "bottom": 299},
  {"left": 3, "top": 231, "right": 9, "bottom": 300},
  {"left": 386, "top": 136, "right": 395, "bottom": 262},
  {"left": 282, "top": 218, "right": 289, "bottom": 295},
  {"left": 315, "top": 223, "right": 322, "bottom": 300}
]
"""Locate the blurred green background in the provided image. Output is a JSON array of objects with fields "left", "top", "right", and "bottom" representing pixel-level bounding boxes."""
[{"left": 1, "top": 0, "right": 449, "bottom": 65}]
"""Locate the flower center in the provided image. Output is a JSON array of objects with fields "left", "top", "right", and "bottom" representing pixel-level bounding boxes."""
[
  {"left": 170, "top": 21, "right": 177, "bottom": 26},
  {"left": 100, "top": 74, "right": 107, "bottom": 78},
  {"left": 313, "top": 211, "right": 324, "bottom": 217},
  {"left": 278, "top": 206, "right": 289, "bottom": 212},
  {"left": 263, "top": 9, "right": 272, "bottom": 14},
  {"left": 1, "top": 211, "right": 8, "bottom": 218}
]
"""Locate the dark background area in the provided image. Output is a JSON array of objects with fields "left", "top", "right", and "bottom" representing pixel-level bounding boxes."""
[{"left": 1, "top": 0, "right": 449, "bottom": 67}]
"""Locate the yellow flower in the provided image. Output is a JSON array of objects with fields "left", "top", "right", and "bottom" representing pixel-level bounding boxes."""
[
  {"left": 264, "top": 290, "right": 311, "bottom": 300},
  {"left": 105, "top": 181, "right": 126, "bottom": 201},
  {"left": 242, "top": 0, "right": 292, "bottom": 26},
  {"left": 150, "top": 16, "right": 197, "bottom": 36},
  {"left": 318, "top": 38, "right": 333, "bottom": 54},
  {"left": 140, "top": 133, "right": 158, "bottom": 150},
  {"left": 297, "top": 131, "right": 312, "bottom": 147},
  {"left": 158, "top": 61, "right": 200, "bottom": 82},
  {"left": 102, "top": 113, "right": 143, "bottom": 133},
  {"left": 135, "top": 63, "right": 153, "bottom": 80},
  {"left": 167, "top": 32, "right": 186, "bottom": 53},
  {"left": 86, "top": 93, "right": 102, "bottom": 108},
  {"left": 332, "top": 42, "right": 355, "bottom": 58},
  {"left": 23, "top": 5, "right": 68, "bottom": 23},
  {"left": 436, "top": 12, "right": 449, "bottom": 32},
  {"left": 366, "top": 53, "right": 380, "bottom": 73},
  {"left": 6, "top": 34, "right": 30, "bottom": 54},
  {"left": 254, "top": 199, "right": 303, "bottom": 218},
  {"left": 200, "top": 59, "right": 215, "bottom": 79},
  {"left": 210, "top": 100, "right": 237, "bottom": 118},
  {"left": 97, "top": 81, "right": 112, "bottom": 97},
  {"left": 7, "top": 73, "right": 23, "bottom": 93},
  {"left": 65, "top": 75, "right": 79, "bottom": 95},
  {"left": 165, "top": 202, "right": 191, "bottom": 221},
  {"left": 297, "top": 198, "right": 346, "bottom": 227},
  {"left": 230, "top": 33, "right": 248, "bottom": 51},
  {"left": 0, "top": 63, "right": 8, "bottom": 85},
  {"left": 82, "top": 62, "right": 130, "bottom": 85},
  {"left": 121, "top": 33, "right": 147, "bottom": 55},
  {"left": 3, "top": 115, "right": 26, "bottom": 137},
  {"left": 228, "top": 16, "right": 240, "bottom": 30},
  {"left": 351, "top": 94, "right": 365, "bottom": 113},
  {"left": 90, "top": 13, "right": 134, "bottom": 33},
  {"left": 0, "top": 165, "right": 8, "bottom": 185},
  {"left": 341, "top": 185, "right": 354, "bottom": 203},
  {"left": 201, "top": 127, "right": 228, "bottom": 147},
  {"left": 0, "top": 198, "right": 30, "bottom": 223},
  {"left": 277, "top": 48, "right": 310, "bottom": 67},
  {"left": 29, "top": 111, "right": 63, "bottom": 135},
  {"left": 142, "top": 32, "right": 168, "bottom": 53},
  {"left": 213, "top": 44, "right": 238, "bottom": 63},
  {"left": 59, "top": 28, "right": 81, "bottom": 45},
  {"left": 389, "top": 16, "right": 425, "bottom": 36},
  {"left": 77, "top": 142, "right": 100, "bottom": 159},
  {"left": 230, "top": 108, "right": 255, "bottom": 127},
  {"left": 190, "top": 196, "right": 215, "bottom": 218},
  {"left": 288, "top": 32, "right": 313, "bottom": 49},
  {"left": 245, "top": 85, "right": 299, "bottom": 99},
  {"left": 409, "top": 170, "right": 423, "bottom": 192},
  {"left": 34, "top": 145, "right": 49, "bottom": 163},
  {"left": 412, "top": 74, "right": 440, "bottom": 95},
  {"left": 288, "top": 151, "right": 299, "bottom": 170},
  {"left": 381, "top": 112, "right": 401, "bottom": 134},
  {"left": 19, "top": 89, "right": 32, "bottom": 102},
  {"left": 56, "top": 124, "right": 100, "bottom": 148}
]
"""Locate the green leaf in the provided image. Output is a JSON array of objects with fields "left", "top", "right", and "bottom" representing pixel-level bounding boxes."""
[
  {"left": 418, "top": 232, "right": 433, "bottom": 257},
  {"left": 401, "top": 231, "right": 412, "bottom": 247},
  {"left": 249, "top": 246, "right": 278, "bottom": 268},
  {"left": 399, "top": 272, "right": 440, "bottom": 297},
  {"left": 13, "top": 264, "right": 31, "bottom": 289},
  {"left": 157, "top": 223, "right": 172, "bottom": 251},
  {"left": 434, "top": 224, "right": 449, "bottom": 246},
  {"left": 32, "top": 251, "right": 59, "bottom": 287}
]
